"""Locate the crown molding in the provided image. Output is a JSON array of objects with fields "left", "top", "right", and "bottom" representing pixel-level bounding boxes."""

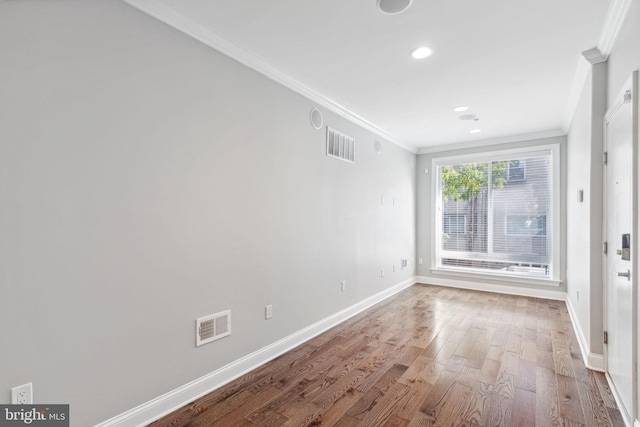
[
  {"left": 122, "top": 0, "right": 417, "bottom": 154},
  {"left": 581, "top": 47, "right": 608, "bottom": 65},
  {"left": 598, "top": 0, "right": 633, "bottom": 55},
  {"left": 562, "top": 0, "right": 632, "bottom": 131},
  {"left": 417, "top": 129, "right": 565, "bottom": 155}
]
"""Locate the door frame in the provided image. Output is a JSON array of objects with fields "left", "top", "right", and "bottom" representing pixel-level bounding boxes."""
[{"left": 603, "top": 70, "right": 638, "bottom": 426}]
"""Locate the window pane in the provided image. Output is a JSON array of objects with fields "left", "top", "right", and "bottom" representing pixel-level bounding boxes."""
[
  {"left": 507, "top": 160, "right": 526, "bottom": 182},
  {"left": 443, "top": 214, "right": 467, "bottom": 234},
  {"left": 440, "top": 162, "right": 489, "bottom": 255},
  {"left": 436, "top": 152, "right": 553, "bottom": 279},
  {"left": 505, "top": 215, "right": 546, "bottom": 236}
]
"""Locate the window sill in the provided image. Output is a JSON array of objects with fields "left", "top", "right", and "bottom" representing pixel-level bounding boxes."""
[{"left": 430, "top": 267, "right": 562, "bottom": 287}]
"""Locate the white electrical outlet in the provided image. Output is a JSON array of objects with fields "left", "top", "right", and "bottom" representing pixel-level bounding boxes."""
[
  {"left": 11, "top": 383, "right": 33, "bottom": 404},
  {"left": 418, "top": 258, "right": 423, "bottom": 265},
  {"left": 576, "top": 291, "right": 580, "bottom": 301},
  {"left": 265, "top": 305, "right": 273, "bottom": 319},
  {"left": 381, "top": 269, "right": 385, "bottom": 277},
  {"left": 341, "top": 281, "right": 346, "bottom": 292}
]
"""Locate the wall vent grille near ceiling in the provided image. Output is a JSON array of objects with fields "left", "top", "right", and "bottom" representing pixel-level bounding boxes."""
[
  {"left": 326, "top": 127, "right": 355, "bottom": 163},
  {"left": 196, "top": 310, "right": 231, "bottom": 347}
]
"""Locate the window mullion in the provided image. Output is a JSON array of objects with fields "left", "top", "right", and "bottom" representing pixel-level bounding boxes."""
[{"left": 487, "top": 161, "right": 494, "bottom": 255}]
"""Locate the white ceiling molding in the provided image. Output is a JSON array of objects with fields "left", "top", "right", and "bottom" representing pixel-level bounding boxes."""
[
  {"left": 122, "top": 0, "right": 417, "bottom": 154},
  {"left": 561, "top": 0, "right": 632, "bottom": 131},
  {"left": 581, "top": 47, "right": 608, "bottom": 65},
  {"left": 417, "top": 129, "right": 566, "bottom": 155},
  {"left": 597, "top": 0, "right": 633, "bottom": 54}
]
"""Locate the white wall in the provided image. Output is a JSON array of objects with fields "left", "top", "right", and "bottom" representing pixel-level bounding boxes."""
[
  {"left": 565, "top": 60, "right": 606, "bottom": 365},
  {"left": 415, "top": 136, "right": 567, "bottom": 297},
  {"left": 565, "top": 0, "right": 640, "bottom": 419},
  {"left": 566, "top": 72, "right": 594, "bottom": 353},
  {"left": 0, "top": 2, "right": 416, "bottom": 425}
]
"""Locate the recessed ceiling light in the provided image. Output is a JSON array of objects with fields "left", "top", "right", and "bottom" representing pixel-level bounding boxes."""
[
  {"left": 470, "top": 129, "right": 482, "bottom": 134},
  {"left": 454, "top": 106, "right": 468, "bottom": 112},
  {"left": 411, "top": 47, "right": 432, "bottom": 59}
]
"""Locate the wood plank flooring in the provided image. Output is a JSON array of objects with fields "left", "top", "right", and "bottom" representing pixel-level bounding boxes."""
[{"left": 150, "top": 284, "right": 625, "bottom": 427}]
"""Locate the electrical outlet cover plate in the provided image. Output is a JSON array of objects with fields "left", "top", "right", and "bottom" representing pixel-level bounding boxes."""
[{"left": 11, "top": 383, "right": 33, "bottom": 404}]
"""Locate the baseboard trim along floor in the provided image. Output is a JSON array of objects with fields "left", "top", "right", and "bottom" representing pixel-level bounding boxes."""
[
  {"left": 95, "top": 277, "right": 417, "bottom": 427},
  {"left": 414, "top": 275, "right": 567, "bottom": 301},
  {"left": 565, "top": 297, "right": 605, "bottom": 372},
  {"left": 97, "top": 275, "right": 602, "bottom": 427}
]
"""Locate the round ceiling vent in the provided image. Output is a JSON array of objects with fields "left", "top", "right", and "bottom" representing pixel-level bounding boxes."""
[{"left": 377, "top": 0, "right": 413, "bottom": 14}]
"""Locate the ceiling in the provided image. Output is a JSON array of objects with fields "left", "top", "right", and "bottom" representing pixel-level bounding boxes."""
[{"left": 126, "top": 0, "right": 617, "bottom": 152}]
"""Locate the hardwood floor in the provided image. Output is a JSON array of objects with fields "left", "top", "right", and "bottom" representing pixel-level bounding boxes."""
[{"left": 150, "top": 284, "right": 625, "bottom": 427}]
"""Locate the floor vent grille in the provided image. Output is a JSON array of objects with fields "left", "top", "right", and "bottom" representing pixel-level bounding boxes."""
[
  {"left": 196, "top": 310, "right": 231, "bottom": 347},
  {"left": 326, "top": 127, "right": 355, "bottom": 163}
]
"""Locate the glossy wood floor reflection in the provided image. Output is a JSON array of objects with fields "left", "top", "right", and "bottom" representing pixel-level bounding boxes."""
[{"left": 150, "top": 284, "right": 625, "bottom": 427}]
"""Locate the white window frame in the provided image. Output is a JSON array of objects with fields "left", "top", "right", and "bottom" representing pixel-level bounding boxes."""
[{"left": 430, "top": 143, "right": 561, "bottom": 286}]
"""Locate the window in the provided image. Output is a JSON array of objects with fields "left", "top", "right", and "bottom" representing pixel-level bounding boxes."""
[
  {"left": 507, "top": 159, "right": 526, "bottom": 182},
  {"left": 432, "top": 145, "right": 559, "bottom": 282},
  {"left": 443, "top": 214, "right": 467, "bottom": 235},
  {"left": 505, "top": 215, "right": 546, "bottom": 236}
]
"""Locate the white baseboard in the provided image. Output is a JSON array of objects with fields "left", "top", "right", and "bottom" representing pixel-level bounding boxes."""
[
  {"left": 418, "top": 276, "right": 606, "bottom": 371},
  {"left": 586, "top": 353, "right": 605, "bottom": 372},
  {"left": 414, "top": 276, "right": 567, "bottom": 300},
  {"left": 96, "top": 277, "right": 607, "bottom": 427},
  {"left": 95, "top": 277, "right": 417, "bottom": 427},
  {"left": 606, "top": 372, "right": 634, "bottom": 427},
  {"left": 565, "top": 298, "right": 605, "bottom": 372}
]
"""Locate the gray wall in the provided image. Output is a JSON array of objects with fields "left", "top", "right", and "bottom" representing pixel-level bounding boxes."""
[
  {"left": 565, "top": 0, "right": 640, "bottom": 418},
  {"left": 0, "top": 1, "right": 416, "bottom": 425},
  {"left": 566, "top": 61, "right": 606, "bottom": 358}
]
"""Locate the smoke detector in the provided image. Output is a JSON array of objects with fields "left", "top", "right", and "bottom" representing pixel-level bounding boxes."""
[{"left": 377, "top": 0, "right": 413, "bottom": 14}]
